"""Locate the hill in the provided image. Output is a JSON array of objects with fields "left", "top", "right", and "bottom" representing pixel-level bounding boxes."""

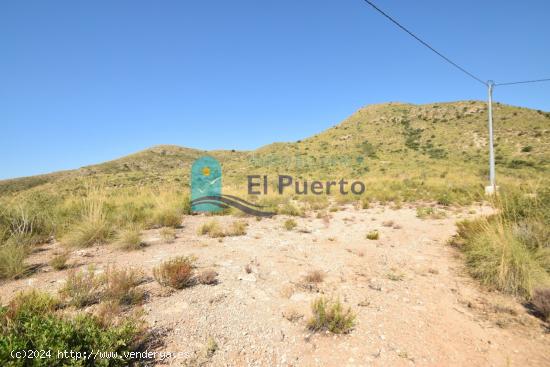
[{"left": 1, "top": 100, "right": 548, "bottom": 202}]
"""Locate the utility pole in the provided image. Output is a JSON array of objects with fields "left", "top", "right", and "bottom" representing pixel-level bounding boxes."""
[{"left": 485, "top": 80, "right": 497, "bottom": 195}]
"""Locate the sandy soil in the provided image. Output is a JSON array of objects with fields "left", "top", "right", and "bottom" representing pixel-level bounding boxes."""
[{"left": 1, "top": 203, "right": 548, "bottom": 367}]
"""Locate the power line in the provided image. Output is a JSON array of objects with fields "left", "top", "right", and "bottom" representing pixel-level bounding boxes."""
[
  {"left": 495, "top": 78, "right": 550, "bottom": 87},
  {"left": 360, "top": 0, "right": 487, "bottom": 86}
]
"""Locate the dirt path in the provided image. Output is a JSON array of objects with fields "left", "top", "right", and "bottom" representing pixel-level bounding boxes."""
[{"left": 1, "top": 204, "right": 548, "bottom": 366}]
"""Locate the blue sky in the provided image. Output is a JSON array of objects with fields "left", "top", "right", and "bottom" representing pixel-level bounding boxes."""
[{"left": 1, "top": 0, "right": 549, "bottom": 180}]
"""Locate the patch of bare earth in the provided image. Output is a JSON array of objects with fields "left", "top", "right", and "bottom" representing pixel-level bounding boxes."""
[{"left": 1, "top": 204, "right": 548, "bottom": 366}]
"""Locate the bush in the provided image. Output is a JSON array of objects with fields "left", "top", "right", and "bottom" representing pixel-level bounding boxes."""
[
  {"left": 49, "top": 252, "right": 69, "bottom": 271},
  {"left": 0, "top": 242, "right": 28, "bottom": 279},
  {"left": 198, "top": 220, "right": 247, "bottom": 238},
  {"left": 198, "top": 220, "right": 224, "bottom": 238},
  {"left": 455, "top": 188, "right": 550, "bottom": 298},
  {"left": 61, "top": 191, "right": 113, "bottom": 248},
  {"left": 102, "top": 267, "right": 144, "bottom": 305},
  {"left": 416, "top": 206, "right": 446, "bottom": 219},
  {"left": 278, "top": 203, "right": 303, "bottom": 217},
  {"left": 366, "top": 230, "right": 379, "bottom": 240},
  {"left": 307, "top": 297, "right": 356, "bottom": 334},
  {"left": 153, "top": 256, "right": 196, "bottom": 289},
  {"left": 116, "top": 225, "right": 145, "bottom": 251},
  {"left": 59, "top": 268, "right": 102, "bottom": 308},
  {"left": 227, "top": 221, "right": 247, "bottom": 236},
  {"left": 284, "top": 219, "right": 297, "bottom": 231},
  {"left": 0, "top": 290, "right": 145, "bottom": 366},
  {"left": 532, "top": 288, "right": 550, "bottom": 320}
]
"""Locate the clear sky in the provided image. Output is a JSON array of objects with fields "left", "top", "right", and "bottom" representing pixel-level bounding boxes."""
[{"left": 1, "top": 0, "right": 549, "bottom": 180}]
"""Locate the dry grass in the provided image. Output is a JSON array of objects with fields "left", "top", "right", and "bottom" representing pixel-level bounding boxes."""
[
  {"left": 160, "top": 227, "right": 176, "bottom": 243},
  {"left": 198, "top": 220, "right": 225, "bottom": 238},
  {"left": 61, "top": 189, "right": 113, "bottom": 248},
  {"left": 116, "top": 225, "right": 145, "bottom": 251},
  {"left": 304, "top": 270, "right": 325, "bottom": 283},
  {"left": 366, "top": 230, "right": 379, "bottom": 240},
  {"left": 416, "top": 206, "right": 446, "bottom": 219},
  {"left": 153, "top": 256, "right": 196, "bottom": 289},
  {"left": 0, "top": 242, "right": 28, "bottom": 279},
  {"left": 198, "top": 220, "right": 247, "bottom": 238},
  {"left": 227, "top": 221, "right": 248, "bottom": 236},
  {"left": 283, "top": 219, "right": 297, "bottom": 231},
  {"left": 307, "top": 297, "right": 356, "bottom": 334}
]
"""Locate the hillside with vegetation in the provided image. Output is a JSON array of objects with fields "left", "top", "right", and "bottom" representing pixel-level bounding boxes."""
[{"left": 1, "top": 100, "right": 548, "bottom": 201}]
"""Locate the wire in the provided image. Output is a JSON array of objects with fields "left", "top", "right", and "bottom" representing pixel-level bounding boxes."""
[
  {"left": 495, "top": 78, "right": 550, "bottom": 86},
  {"left": 360, "top": 0, "right": 487, "bottom": 86}
]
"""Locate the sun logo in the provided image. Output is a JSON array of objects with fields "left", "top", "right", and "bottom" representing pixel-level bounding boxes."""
[{"left": 202, "top": 166, "right": 211, "bottom": 176}]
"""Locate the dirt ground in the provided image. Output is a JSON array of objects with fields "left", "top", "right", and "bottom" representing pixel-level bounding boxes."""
[{"left": 1, "top": 203, "right": 548, "bottom": 367}]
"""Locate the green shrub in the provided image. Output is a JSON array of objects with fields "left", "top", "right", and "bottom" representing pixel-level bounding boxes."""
[
  {"left": 0, "top": 290, "right": 145, "bottom": 366},
  {"left": 307, "top": 297, "right": 355, "bottom": 334}
]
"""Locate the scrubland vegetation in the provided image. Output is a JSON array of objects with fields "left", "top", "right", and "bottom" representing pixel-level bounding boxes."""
[
  {"left": 452, "top": 186, "right": 549, "bottom": 304},
  {"left": 0, "top": 101, "right": 548, "bottom": 363},
  {"left": 0, "top": 290, "right": 146, "bottom": 366}
]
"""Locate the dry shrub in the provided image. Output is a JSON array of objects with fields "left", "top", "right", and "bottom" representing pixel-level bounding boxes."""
[
  {"left": 197, "top": 269, "right": 218, "bottom": 285},
  {"left": 102, "top": 267, "right": 144, "bottom": 305},
  {"left": 160, "top": 227, "right": 176, "bottom": 243},
  {"left": 532, "top": 288, "right": 550, "bottom": 320},
  {"left": 59, "top": 267, "right": 102, "bottom": 307},
  {"left": 154, "top": 256, "right": 196, "bottom": 289},
  {"left": 304, "top": 270, "right": 324, "bottom": 283}
]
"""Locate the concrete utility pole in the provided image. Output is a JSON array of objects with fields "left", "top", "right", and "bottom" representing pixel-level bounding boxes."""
[{"left": 485, "top": 80, "right": 497, "bottom": 195}]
